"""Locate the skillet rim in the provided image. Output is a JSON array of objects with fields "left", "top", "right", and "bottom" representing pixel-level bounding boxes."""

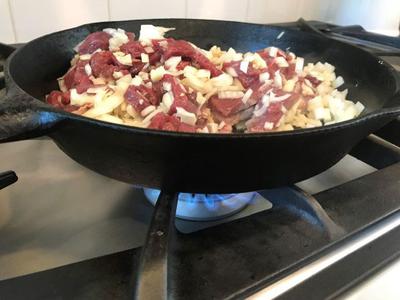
[{"left": 5, "top": 18, "right": 400, "bottom": 139}]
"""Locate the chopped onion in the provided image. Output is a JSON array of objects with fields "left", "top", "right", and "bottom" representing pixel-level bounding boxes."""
[
  {"left": 218, "top": 91, "right": 244, "bottom": 99},
  {"left": 139, "top": 25, "right": 175, "bottom": 44},
  {"left": 197, "top": 69, "right": 211, "bottom": 79},
  {"left": 269, "top": 47, "right": 278, "bottom": 57},
  {"left": 295, "top": 57, "right": 304, "bottom": 74},
  {"left": 218, "top": 121, "right": 226, "bottom": 130},
  {"left": 259, "top": 72, "right": 270, "bottom": 83},
  {"left": 142, "top": 107, "right": 163, "bottom": 124},
  {"left": 240, "top": 61, "right": 249, "bottom": 73},
  {"left": 141, "top": 53, "right": 149, "bottom": 63},
  {"left": 355, "top": 101, "right": 365, "bottom": 115},
  {"left": 253, "top": 95, "right": 270, "bottom": 117},
  {"left": 211, "top": 73, "right": 233, "bottom": 87},
  {"left": 144, "top": 46, "right": 154, "bottom": 53},
  {"left": 97, "top": 114, "right": 123, "bottom": 124},
  {"left": 79, "top": 54, "right": 91, "bottom": 60},
  {"left": 241, "top": 89, "right": 253, "bottom": 104},
  {"left": 165, "top": 56, "right": 182, "bottom": 70},
  {"left": 264, "top": 122, "right": 274, "bottom": 130},
  {"left": 160, "top": 92, "right": 174, "bottom": 112},
  {"left": 141, "top": 105, "right": 156, "bottom": 117},
  {"left": 113, "top": 52, "right": 132, "bottom": 66},
  {"left": 270, "top": 93, "right": 291, "bottom": 102},
  {"left": 150, "top": 66, "right": 167, "bottom": 82},
  {"left": 226, "top": 67, "right": 238, "bottom": 77},
  {"left": 131, "top": 75, "right": 143, "bottom": 86},
  {"left": 275, "top": 57, "right": 289, "bottom": 67},
  {"left": 333, "top": 76, "right": 344, "bottom": 88},
  {"left": 274, "top": 70, "right": 282, "bottom": 88},
  {"left": 84, "top": 64, "right": 92, "bottom": 76},
  {"left": 176, "top": 107, "right": 197, "bottom": 126}
]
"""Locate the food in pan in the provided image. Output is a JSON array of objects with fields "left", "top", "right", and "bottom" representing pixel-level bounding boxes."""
[{"left": 46, "top": 25, "right": 365, "bottom": 133}]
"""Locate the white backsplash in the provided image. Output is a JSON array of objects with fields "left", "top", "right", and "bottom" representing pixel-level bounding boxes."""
[{"left": 0, "top": 0, "right": 399, "bottom": 43}]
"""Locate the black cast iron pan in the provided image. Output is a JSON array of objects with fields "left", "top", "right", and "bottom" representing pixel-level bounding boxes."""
[{"left": 0, "top": 19, "right": 400, "bottom": 194}]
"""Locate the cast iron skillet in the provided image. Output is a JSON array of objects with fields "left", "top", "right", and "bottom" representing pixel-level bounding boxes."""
[
  {"left": 0, "top": 19, "right": 400, "bottom": 194},
  {"left": 1, "top": 19, "right": 400, "bottom": 299}
]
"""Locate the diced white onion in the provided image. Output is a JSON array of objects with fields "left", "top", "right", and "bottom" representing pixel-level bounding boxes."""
[
  {"left": 218, "top": 91, "right": 244, "bottom": 99},
  {"left": 295, "top": 57, "right": 304, "bottom": 74},
  {"left": 113, "top": 52, "right": 132, "bottom": 66},
  {"left": 176, "top": 107, "right": 197, "bottom": 126},
  {"left": 275, "top": 57, "right": 289, "bottom": 67},
  {"left": 150, "top": 66, "right": 167, "bottom": 82},
  {"left": 259, "top": 72, "right": 270, "bottom": 83},
  {"left": 161, "top": 92, "right": 174, "bottom": 112},
  {"left": 333, "top": 76, "right": 344, "bottom": 88},
  {"left": 141, "top": 53, "right": 149, "bottom": 63},
  {"left": 197, "top": 69, "right": 211, "bottom": 79},
  {"left": 103, "top": 28, "right": 129, "bottom": 51},
  {"left": 226, "top": 67, "right": 238, "bottom": 77},
  {"left": 97, "top": 114, "right": 123, "bottom": 124},
  {"left": 144, "top": 46, "right": 154, "bottom": 53},
  {"left": 84, "top": 64, "right": 92, "bottom": 76},
  {"left": 142, "top": 107, "right": 163, "bottom": 124},
  {"left": 242, "top": 89, "right": 253, "bottom": 104},
  {"left": 165, "top": 56, "right": 182, "bottom": 70},
  {"left": 274, "top": 70, "right": 282, "bottom": 88},
  {"left": 139, "top": 25, "right": 175, "bottom": 44},
  {"left": 240, "top": 61, "right": 249, "bottom": 73},
  {"left": 218, "top": 121, "right": 226, "bottom": 130},
  {"left": 269, "top": 47, "right": 278, "bottom": 57},
  {"left": 79, "top": 54, "right": 91, "bottom": 60},
  {"left": 355, "top": 101, "right": 365, "bottom": 115},
  {"left": 270, "top": 93, "right": 291, "bottom": 102},
  {"left": 264, "top": 122, "right": 274, "bottom": 130},
  {"left": 131, "top": 75, "right": 143, "bottom": 86},
  {"left": 141, "top": 105, "right": 156, "bottom": 117},
  {"left": 211, "top": 73, "right": 233, "bottom": 87},
  {"left": 253, "top": 95, "right": 270, "bottom": 117}
]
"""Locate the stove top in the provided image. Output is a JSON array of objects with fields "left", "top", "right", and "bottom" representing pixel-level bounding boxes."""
[{"left": 0, "top": 20, "right": 400, "bottom": 300}]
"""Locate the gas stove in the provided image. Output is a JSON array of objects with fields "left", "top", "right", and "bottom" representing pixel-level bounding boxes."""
[{"left": 0, "top": 20, "right": 400, "bottom": 299}]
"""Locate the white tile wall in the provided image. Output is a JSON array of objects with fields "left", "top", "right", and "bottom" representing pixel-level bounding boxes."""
[
  {"left": 109, "top": 0, "right": 186, "bottom": 20},
  {"left": 0, "top": 0, "right": 15, "bottom": 43},
  {"left": 247, "top": 0, "right": 302, "bottom": 23},
  {"left": 0, "top": 0, "right": 398, "bottom": 43},
  {"left": 187, "top": 0, "right": 248, "bottom": 22},
  {"left": 9, "top": 0, "right": 109, "bottom": 42}
]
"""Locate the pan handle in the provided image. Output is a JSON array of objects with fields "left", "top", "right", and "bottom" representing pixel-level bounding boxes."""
[
  {"left": 0, "top": 93, "right": 64, "bottom": 143},
  {"left": 134, "top": 191, "right": 178, "bottom": 300}
]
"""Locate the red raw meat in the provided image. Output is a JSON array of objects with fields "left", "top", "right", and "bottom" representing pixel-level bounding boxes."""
[
  {"left": 120, "top": 41, "right": 145, "bottom": 58},
  {"left": 124, "top": 86, "right": 151, "bottom": 112},
  {"left": 161, "top": 39, "right": 222, "bottom": 77},
  {"left": 63, "top": 60, "right": 92, "bottom": 93},
  {"left": 304, "top": 75, "right": 322, "bottom": 87},
  {"left": 148, "top": 112, "right": 196, "bottom": 132},
  {"left": 47, "top": 91, "right": 78, "bottom": 112},
  {"left": 162, "top": 74, "right": 197, "bottom": 113},
  {"left": 246, "top": 102, "right": 284, "bottom": 132},
  {"left": 209, "top": 96, "right": 243, "bottom": 117},
  {"left": 90, "top": 51, "right": 120, "bottom": 78},
  {"left": 78, "top": 32, "right": 111, "bottom": 55}
]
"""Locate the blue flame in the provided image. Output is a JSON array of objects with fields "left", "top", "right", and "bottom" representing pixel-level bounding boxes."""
[{"left": 144, "top": 189, "right": 256, "bottom": 212}]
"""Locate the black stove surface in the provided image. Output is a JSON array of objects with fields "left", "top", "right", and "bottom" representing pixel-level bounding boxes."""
[{"left": 1, "top": 20, "right": 400, "bottom": 300}]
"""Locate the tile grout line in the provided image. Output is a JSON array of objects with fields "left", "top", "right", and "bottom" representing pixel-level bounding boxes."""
[
  {"left": 184, "top": 0, "right": 188, "bottom": 19},
  {"left": 244, "top": 0, "right": 250, "bottom": 22},
  {"left": 107, "top": 0, "right": 111, "bottom": 21},
  {"left": 6, "top": 0, "right": 18, "bottom": 43}
]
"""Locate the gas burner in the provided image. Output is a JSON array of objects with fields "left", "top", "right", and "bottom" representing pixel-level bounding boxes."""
[{"left": 143, "top": 189, "right": 256, "bottom": 221}]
